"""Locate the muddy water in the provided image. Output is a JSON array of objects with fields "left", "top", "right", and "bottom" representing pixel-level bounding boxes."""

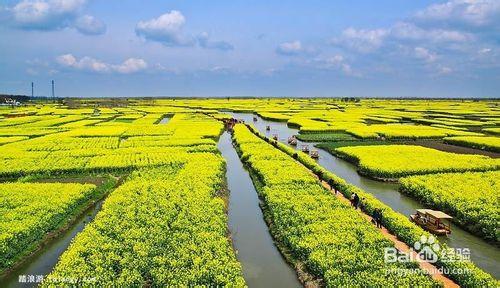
[
  {"left": 230, "top": 112, "right": 500, "bottom": 279},
  {"left": 0, "top": 199, "right": 105, "bottom": 288},
  {"left": 218, "top": 132, "right": 301, "bottom": 288}
]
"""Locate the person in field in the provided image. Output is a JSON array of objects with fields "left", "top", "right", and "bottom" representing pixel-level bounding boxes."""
[
  {"left": 373, "top": 209, "right": 383, "bottom": 228},
  {"left": 351, "top": 193, "right": 359, "bottom": 208},
  {"left": 353, "top": 193, "right": 360, "bottom": 209}
]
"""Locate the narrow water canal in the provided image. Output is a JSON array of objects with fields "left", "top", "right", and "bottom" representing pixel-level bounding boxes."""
[
  {"left": 159, "top": 116, "right": 170, "bottom": 124},
  {"left": 230, "top": 112, "right": 500, "bottom": 279},
  {"left": 218, "top": 132, "right": 301, "bottom": 288},
  {"left": 0, "top": 199, "right": 106, "bottom": 288}
]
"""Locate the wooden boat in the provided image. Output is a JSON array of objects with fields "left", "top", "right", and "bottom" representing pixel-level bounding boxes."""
[
  {"left": 288, "top": 137, "right": 297, "bottom": 146},
  {"left": 266, "top": 125, "right": 271, "bottom": 131},
  {"left": 273, "top": 134, "right": 278, "bottom": 141},
  {"left": 301, "top": 145, "right": 309, "bottom": 153},
  {"left": 410, "top": 209, "right": 452, "bottom": 236},
  {"left": 253, "top": 116, "right": 258, "bottom": 122},
  {"left": 310, "top": 150, "right": 319, "bottom": 159}
]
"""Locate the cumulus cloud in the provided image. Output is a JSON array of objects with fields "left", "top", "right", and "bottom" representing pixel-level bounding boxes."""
[
  {"left": 414, "top": 47, "right": 438, "bottom": 63},
  {"left": 331, "top": 28, "right": 388, "bottom": 53},
  {"left": 11, "top": 0, "right": 85, "bottom": 29},
  {"left": 196, "top": 32, "right": 233, "bottom": 51},
  {"left": 135, "top": 10, "right": 190, "bottom": 46},
  {"left": 390, "top": 22, "right": 472, "bottom": 42},
  {"left": 56, "top": 54, "right": 147, "bottom": 73},
  {"left": 332, "top": 23, "right": 472, "bottom": 54},
  {"left": 276, "top": 40, "right": 316, "bottom": 56},
  {"left": 136, "top": 10, "right": 233, "bottom": 51},
  {"left": 276, "top": 40, "right": 302, "bottom": 55},
  {"left": 415, "top": 0, "right": 500, "bottom": 27},
  {"left": 437, "top": 66, "right": 453, "bottom": 75},
  {"left": 326, "top": 1, "right": 496, "bottom": 78},
  {"left": 74, "top": 15, "right": 106, "bottom": 35},
  {"left": 313, "top": 55, "right": 360, "bottom": 76},
  {"left": 4, "top": 0, "right": 105, "bottom": 35}
]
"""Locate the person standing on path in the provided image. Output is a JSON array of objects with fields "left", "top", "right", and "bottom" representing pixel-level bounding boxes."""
[
  {"left": 353, "top": 193, "right": 360, "bottom": 209},
  {"left": 373, "top": 209, "right": 383, "bottom": 228}
]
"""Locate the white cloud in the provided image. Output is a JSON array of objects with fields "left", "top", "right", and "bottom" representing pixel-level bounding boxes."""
[
  {"left": 276, "top": 40, "right": 315, "bottom": 56},
  {"left": 114, "top": 58, "right": 148, "bottom": 73},
  {"left": 313, "top": 55, "right": 360, "bottom": 76},
  {"left": 322, "top": 55, "right": 344, "bottom": 66},
  {"left": 74, "top": 15, "right": 106, "bottom": 35},
  {"left": 5, "top": 0, "right": 105, "bottom": 35},
  {"left": 438, "top": 66, "right": 453, "bottom": 75},
  {"left": 57, "top": 54, "right": 77, "bottom": 66},
  {"left": 12, "top": 0, "right": 85, "bottom": 28},
  {"left": 331, "top": 28, "right": 388, "bottom": 53},
  {"left": 478, "top": 47, "right": 492, "bottom": 54},
  {"left": 196, "top": 32, "right": 233, "bottom": 51},
  {"left": 136, "top": 11, "right": 233, "bottom": 51},
  {"left": 391, "top": 22, "right": 472, "bottom": 42},
  {"left": 332, "top": 22, "right": 471, "bottom": 55},
  {"left": 56, "top": 54, "right": 148, "bottom": 73},
  {"left": 135, "top": 10, "right": 192, "bottom": 46},
  {"left": 277, "top": 40, "right": 302, "bottom": 55},
  {"left": 415, "top": 0, "right": 500, "bottom": 26},
  {"left": 414, "top": 47, "right": 438, "bottom": 63}
]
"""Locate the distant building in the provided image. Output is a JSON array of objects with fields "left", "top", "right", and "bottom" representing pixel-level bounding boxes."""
[{"left": 0, "top": 97, "right": 21, "bottom": 106}]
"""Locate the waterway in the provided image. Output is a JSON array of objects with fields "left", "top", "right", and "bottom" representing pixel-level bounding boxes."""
[
  {"left": 230, "top": 112, "right": 500, "bottom": 279},
  {"left": 218, "top": 132, "right": 301, "bottom": 287}
]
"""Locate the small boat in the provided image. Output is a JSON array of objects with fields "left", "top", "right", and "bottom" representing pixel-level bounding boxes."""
[
  {"left": 410, "top": 209, "right": 452, "bottom": 236},
  {"left": 301, "top": 145, "right": 309, "bottom": 153},
  {"left": 266, "top": 125, "right": 271, "bottom": 131},
  {"left": 288, "top": 136, "right": 297, "bottom": 146},
  {"left": 273, "top": 134, "right": 278, "bottom": 141},
  {"left": 253, "top": 116, "right": 258, "bottom": 122},
  {"left": 310, "top": 150, "right": 319, "bottom": 159}
]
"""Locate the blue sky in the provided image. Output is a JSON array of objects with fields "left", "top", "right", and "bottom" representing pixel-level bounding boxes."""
[{"left": 0, "top": 0, "right": 499, "bottom": 98}]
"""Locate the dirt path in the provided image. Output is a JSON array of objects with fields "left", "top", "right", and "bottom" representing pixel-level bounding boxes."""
[{"left": 319, "top": 180, "right": 459, "bottom": 288}]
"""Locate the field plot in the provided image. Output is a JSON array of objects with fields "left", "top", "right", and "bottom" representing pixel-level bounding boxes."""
[
  {"left": 344, "top": 124, "right": 481, "bottom": 140},
  {"left": 0, "top": 136, "right": 28, "bottom": 145},
  {"left": 44, "top": 161, "right": 245, "bottom": 286},
  {"left": 400, "top": 171, "right": 499, "bottom": 243},
  {"left": 335, "top": 145, "right": 500, "bottom": 179},
  {"left": 0, "top": 183, "right": 97, "bottom": 271}
]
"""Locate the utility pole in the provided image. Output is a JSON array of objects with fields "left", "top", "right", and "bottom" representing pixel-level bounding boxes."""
[
  {"left": 51, "top": 80, "right": 55, "bottom": 102},
  {"left": 31, "top": 82, "right": 34, "bottom": 98}
]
